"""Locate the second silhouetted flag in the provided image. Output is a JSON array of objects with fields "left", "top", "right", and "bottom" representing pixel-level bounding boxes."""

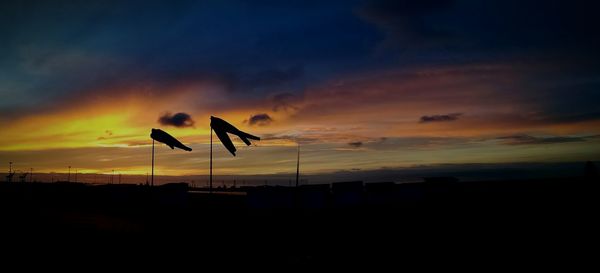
[{"left": 210, "top": 116, "right": 260, "bottom": 156}]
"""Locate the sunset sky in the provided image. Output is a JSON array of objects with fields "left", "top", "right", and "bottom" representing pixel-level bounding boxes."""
[{"left": 1, "top": 0, "right": 599, "bottom": 178}]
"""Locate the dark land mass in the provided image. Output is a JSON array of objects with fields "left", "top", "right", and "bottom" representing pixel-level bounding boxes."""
[{"left": 0, "top": 176, "right": 597, "bottom": 270}]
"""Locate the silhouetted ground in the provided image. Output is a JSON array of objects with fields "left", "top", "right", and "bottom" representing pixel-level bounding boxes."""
[{"left": 0, "top": 177, "right": 597, "bottom": 270}]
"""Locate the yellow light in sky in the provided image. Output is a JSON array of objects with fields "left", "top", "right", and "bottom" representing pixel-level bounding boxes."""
[
  {"left": 0, "top": 112, "right": 138, "bottom": 150},
  {"left": 0, "top": 88, "right": 223, "bottom": 151}
]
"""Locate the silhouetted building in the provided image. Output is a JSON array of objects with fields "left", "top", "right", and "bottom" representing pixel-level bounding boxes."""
[
  {"left": 332, "top": 181, "right": 364, "bottom": 208},
  {"left": 157, "top": 183, "right": 189, "bottom": 208},
  {"left": 247, "top": 186, "right": 294, "bottom": 209},
  {"left": 365, "top": 182, "right": 396, "bottom": 207},
  {"left": 423, "top": 177, "right": 460, "bottom": 184},
  {"left": 296, "top": 184, "right": 330, "bottom": 209},
  {"left": 393, "top": 182, "right": 426, "bottom": 204},
  {"left": 423, "top": 177, "right": 459, "bottom": 202},
  {"left": 584, "top": 161, "right": 598, "bottom": 181}
]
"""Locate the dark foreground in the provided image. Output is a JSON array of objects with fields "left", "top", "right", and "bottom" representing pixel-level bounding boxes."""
[{"left": 0, "top": 177, "right": 597, "bottom": 269}]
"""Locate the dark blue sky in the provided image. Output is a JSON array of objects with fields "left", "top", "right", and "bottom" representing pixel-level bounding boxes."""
[{"left": 2, "top": 0, "right": 599, "bottom": 114}]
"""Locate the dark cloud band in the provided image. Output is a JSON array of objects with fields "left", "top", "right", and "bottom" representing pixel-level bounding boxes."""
[
  {"left": 247, "top": 113, "right": 273, "bottom": 126},
  {"left": 496, "top": 134, "right": 597, "bottom": 145},
  {"left": 420, "top": 113, "right": 462, "bottom": 123},
  {"left": 158, "top": 112, "right": 195, "bottom": 128}
]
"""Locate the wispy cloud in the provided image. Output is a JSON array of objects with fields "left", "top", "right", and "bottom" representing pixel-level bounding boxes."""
[
  {"left": 420, "top": 113, "right": 462, "bottom": 123},
  {"left": 348, "top": 141, "right": 363, "bottom": 148},
  {"left": 261, "top": 134, "right": 319, "bottom": 145},
  {"left": 271, "top": 93, "right": 300, "bottom": 112},
  {"left": 496, "top": 134, "right": 597, "bottom": 145}
]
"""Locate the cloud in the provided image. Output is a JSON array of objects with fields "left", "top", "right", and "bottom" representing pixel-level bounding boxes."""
[
  {"left": 420, "top": 113, "right": 462, "bottom": 123},
  {"left": 262, "top": 134, "right": 472, "bottom": 151},
  {"left": 96, "top": 130, "right": 116, "bottom": 140},
  {"left": 158, "top": 112, "right": 195, "bottom": 128},
  {"left": 287, "top": 64, "right": 529, "bottom": 131},
  {"left": 496, "top": 134, "right": 591, "bottom": 145},
  {"left": 348, "top": 141, "right": 363, "bottom": 148},
  {"left": 4, "top": 0, "right": 599, "bottom": 135},
  {"left": 359, "top": 0, "right": 456, "bottom": 49},
  {"left": 261, "top": 134, "right": 319, "bottom": 145},
  {"left": 272, "top": 93, "right": 300, "bottom": 112},
  {"left": 361, "top": 136, "right": 474, "bottom": 150},
  {"left": 357, "top": 0, "right": 600, "bottom": 71},
  {"left": 247, "top": 113, "right": 273, "bottom": 126},
  {"left": 542, "top": 112, "right": 600, "bottom": 124},
  {"left": 260, "top": 132, "right": 376, "bottom": 146},
  {"left": 0, "top": 1, "right": 375, "bottom": 119}
]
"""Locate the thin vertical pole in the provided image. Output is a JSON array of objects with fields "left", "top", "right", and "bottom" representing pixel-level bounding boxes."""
[
  {"left": 151, "top": 139, "right": 155, "bottom": 187},
  {"left": 210, "top": 127, "right": 213, "bottom": 193},
  {"left": 295, "top": 144, "right": 300, "bottom": 188}
]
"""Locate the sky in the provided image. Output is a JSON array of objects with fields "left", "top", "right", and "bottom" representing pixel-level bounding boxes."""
[{"left": 1, "top": 0, "right": 599, "bottom": 179}]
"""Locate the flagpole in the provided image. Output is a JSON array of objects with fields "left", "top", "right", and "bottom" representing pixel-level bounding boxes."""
[
  {"left": 295, "top": 144, "right": 300, "bottom": 188},
  {"left": 210, "top": 126, "right": 213, "bottom": 194},
  {"left": 151, "top": 139, "right": 155, "bottom": 187}
]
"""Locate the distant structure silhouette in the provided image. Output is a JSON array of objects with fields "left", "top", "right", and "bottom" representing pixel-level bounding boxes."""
[
  {"left": 5, "top": 172, "right": 15, "bottom": 183},
  {"left": 6, "top": 162, "right": 14, "bottom": 182},
  {"left": 19, "top": 172, "right": 28, "bottom": 183},
  {"left": 209, "top": 116, "right": 260, "bottom": 193}
]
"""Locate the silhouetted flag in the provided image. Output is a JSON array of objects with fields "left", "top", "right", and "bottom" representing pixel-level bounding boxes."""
[
  {"left": 210, "top": 116, "right": 260, "bottom": 156},
  {"left": 150, "top": 128, "right": 192, "bottom": 151}
]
